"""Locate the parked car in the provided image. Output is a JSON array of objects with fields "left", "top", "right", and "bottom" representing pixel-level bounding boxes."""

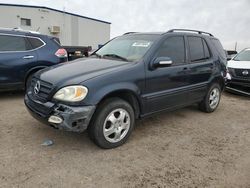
[
  {"left": 226, "top": 48, "right": 250, "bottom": 96},
  {"left": 226, "top": 50, "right": 237, "bottom": 60},
  {"left": 62, "top": 45, "right": 92, "bottom": 61},
  {"left": 0, "top": 28, "right": 68, "bottom": 91},
  {"left": 25, "top": 29, "right": 227, "bottom": 149}
]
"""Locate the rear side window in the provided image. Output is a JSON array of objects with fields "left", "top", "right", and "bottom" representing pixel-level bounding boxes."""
[
  {"left": 0, "top": 35, "right": 31, "bottom": 52},
  {"left": 188, "top": 37, "right": 211, "bottom": 62},
  {"left": 211, "top": 38, "right": 226, "bottom": 60},
  {"left": 28, "top": 37, "right": 44, "bottom": 49},
  {"left": 156, "top": 36, "right": 185, "bottom": 65}
]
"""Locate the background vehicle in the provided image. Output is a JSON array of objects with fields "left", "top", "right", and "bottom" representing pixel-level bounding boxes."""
[
  {"left": 226, "top": 50, "right": 237, "bottom": 61},
  {"left": 0, "top": 28, "right": 68, "bottom": 91},
  {"left": 226, "top": 48, "right": 250, "bottom": 96},
  {"left": 63, "top": 45, "right": 92, "bottom": 61},
  {"left": 25, "top": 29, "right": 227, "bottom": 149}
]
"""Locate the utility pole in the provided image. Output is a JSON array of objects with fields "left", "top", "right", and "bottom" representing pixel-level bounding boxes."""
[{"left": 234, "top": 42, "right": 237, "bottom": 51}]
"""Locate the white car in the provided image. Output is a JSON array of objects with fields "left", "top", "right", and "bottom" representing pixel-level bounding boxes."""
[{"left": 226, "top": 48, "right": 250, "bottom": 96}]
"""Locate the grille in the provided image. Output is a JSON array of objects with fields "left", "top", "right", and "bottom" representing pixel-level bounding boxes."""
[
  {"left": 234, "top": 68, "right": 250, "bottom": 78},
  {"left": 26, "top": 96, "right": 52, "bottom": 117},
  {"left": 30, "top": 78, "right": 53, "bottom": 102}
]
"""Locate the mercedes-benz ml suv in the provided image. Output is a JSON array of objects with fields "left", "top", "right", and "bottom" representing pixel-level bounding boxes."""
[{"left": 25, "top": 29, "right": 227, "bottom": 149}]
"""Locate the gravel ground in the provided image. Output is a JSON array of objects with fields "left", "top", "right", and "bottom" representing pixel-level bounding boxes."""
[{"left": 0, "top": 92, "right": 250, "bottom": 188}]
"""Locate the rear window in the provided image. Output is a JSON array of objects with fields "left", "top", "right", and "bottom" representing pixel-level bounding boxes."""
[
  {"left": 28, "top": 37, "right": 44, "bottom": 49},
  {"left": 0, "top": 35, "right": 31, "bottom": 52},
  {"left": 211, "top": 38, "right": 226, "bottom": 60}
]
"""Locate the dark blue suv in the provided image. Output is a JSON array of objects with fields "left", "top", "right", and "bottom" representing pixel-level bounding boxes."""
[
  {"left": 0, "top": 28, "right": 68, "bottom": 91},
  {"left": 25, "top": 29, "right": 227, "bottom": 149}
]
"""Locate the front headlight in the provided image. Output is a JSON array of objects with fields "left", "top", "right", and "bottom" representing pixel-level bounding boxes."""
[{"left": 53, "top": 85, "right": 88, "bottom": 102}]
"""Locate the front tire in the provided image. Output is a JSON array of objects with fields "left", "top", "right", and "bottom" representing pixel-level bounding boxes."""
[
  {"left": 88, "top": 98, "right": 135, "bottom": 149},
  {"left": 199, "top": 83, "right": 221, "bottom": 113}
]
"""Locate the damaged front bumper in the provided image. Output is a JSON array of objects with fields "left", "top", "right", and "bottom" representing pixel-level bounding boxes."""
[{"left": 24, "top": 94, "right": 96, "bottom": 132}]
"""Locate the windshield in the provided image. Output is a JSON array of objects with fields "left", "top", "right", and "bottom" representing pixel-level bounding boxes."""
[
  {"left": 233, "top": 49, "right": 250, "bottom": 61},
  {"left": 93, "top": 34, "right": 160, "bottom": 62}
]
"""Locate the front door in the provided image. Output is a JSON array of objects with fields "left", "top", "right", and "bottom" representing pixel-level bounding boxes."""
[{"left": 143, "top": 35, "right": 190, "bottom": 114}]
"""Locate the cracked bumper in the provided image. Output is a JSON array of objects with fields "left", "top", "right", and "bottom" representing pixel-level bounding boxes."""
[{"left": 24, "top": 94, "right": 96, "bottom": 132}]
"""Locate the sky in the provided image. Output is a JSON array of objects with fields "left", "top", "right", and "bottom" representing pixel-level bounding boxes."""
[{"left": 0, "top": 0, "right": 250, "bottom": 51}]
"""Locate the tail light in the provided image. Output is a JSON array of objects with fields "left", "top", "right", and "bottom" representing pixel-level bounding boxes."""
[{"left": 55, "top": 48, "right": 68, "bottom": 58}]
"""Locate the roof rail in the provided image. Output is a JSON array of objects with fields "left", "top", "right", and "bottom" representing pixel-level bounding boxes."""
[
  {"left": 167, "top": 29, "right": 214, "bottom": 36},
  {"left": 0, "top": 27, "right": 40, "bottom": 34},
  {"left": 123, "top": 32, "right": 137, "bottom": 35}
]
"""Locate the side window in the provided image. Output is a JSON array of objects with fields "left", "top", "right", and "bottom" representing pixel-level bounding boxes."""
[
  {"left": 203, "top": 39, "right": 211, "bottom": 58},
  {"left": 156, "top": 36, "right": 185, "bottom": 65},
  {"left": 0, "top": 35, "right": 31, "bottom": 52},
  {"left": 188, "top": 37, "right": 211, "bottom": 62},
  {"left": 188, "top": 37, "right": 204, "bottom": 62},
  {"left": 28, "top": 38, "right": 44, "bottom": 49}
]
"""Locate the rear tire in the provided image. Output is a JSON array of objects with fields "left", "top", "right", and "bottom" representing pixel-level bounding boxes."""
[
  {"left": 199, "top": 83, "right": 221, "bottom": 113},
  {"left": 88, "top": 98, "right": 135, "bottom": 149}
]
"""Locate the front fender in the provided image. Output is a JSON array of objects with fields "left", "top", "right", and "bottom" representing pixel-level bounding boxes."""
[{"left": 88, "top": 82, "right": 141, "bottom": 105}]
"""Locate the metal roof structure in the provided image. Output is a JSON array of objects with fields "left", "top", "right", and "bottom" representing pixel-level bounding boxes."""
[{"left": 0, "top": 3, "right": 111, "bottom": 25}]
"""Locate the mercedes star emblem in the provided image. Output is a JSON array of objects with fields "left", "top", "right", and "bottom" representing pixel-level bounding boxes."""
[{"left": 34, "top": 81, "right": 41, "bottom": 94}]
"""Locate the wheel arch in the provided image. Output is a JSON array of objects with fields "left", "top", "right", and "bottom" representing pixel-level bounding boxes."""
[
  {"left": 209, "top": 75, "right": 225, "bottom": 91},
  {"left": 95, "top": 88, "right": 142, "bottom": 119},
  {"left": 24, "top": 66, "right": 48, "bottom": 83}
]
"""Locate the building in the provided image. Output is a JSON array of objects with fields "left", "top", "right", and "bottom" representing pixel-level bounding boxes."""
[{"left": 0, "top": 3, "right": 111, "bottom": 49}]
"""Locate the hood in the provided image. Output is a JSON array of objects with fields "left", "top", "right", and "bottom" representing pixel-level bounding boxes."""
[
  {"left": 227, "top": 60, "right": 250, "bottom": 69},
  {"left": 37, "top": 58, "right": 132, "bottom": 85}
]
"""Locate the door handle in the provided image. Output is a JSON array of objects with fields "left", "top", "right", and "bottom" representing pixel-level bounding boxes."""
[
  {"left": 183, "top": 67, "right": 189, "bottom": 71},
  {"left": 23, "top": 55, "right": 34, "bottom": 59}
]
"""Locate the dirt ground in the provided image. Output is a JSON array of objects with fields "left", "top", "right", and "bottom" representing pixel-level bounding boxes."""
[{"left": 0, "top": 91, "right": 250, "bottom": 188}]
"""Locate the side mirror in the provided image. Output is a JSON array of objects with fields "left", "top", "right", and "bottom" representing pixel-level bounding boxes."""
[
  {"left": 153, "top": 57, "right": 173, "bottom": 68},
  {"left": 227, "top": 57, "right": 232, "bottom": 61}
]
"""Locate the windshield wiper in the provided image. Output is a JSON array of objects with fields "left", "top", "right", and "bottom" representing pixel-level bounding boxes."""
[
  {"left": 102, "top": 54, "right": 128, "bottom": 61},
  {"left": 90, "top": 52, "right": 102, "bottom": 58}
]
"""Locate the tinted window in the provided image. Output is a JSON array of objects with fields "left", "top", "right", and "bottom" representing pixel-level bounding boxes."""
[
  {"left": 28, "top": 38, "right": 44, "bottom": 49},
  {"left": 156, "top": 36, "right": 185, "bottom": 65},
  {"left": 188, "top": 37, "right": 211, "bottom": 62},
  {"left": 0, "top": 35, "right": 31, "bottom": 52},
  {"left": 211, "top": 38, "right": 226, "bottom": 59},
  {"left": 203, "top": 39, "right": 210, "bottom": 58},
  {"left": 188, "top": 37, "right": 204, "bottom": 62}
]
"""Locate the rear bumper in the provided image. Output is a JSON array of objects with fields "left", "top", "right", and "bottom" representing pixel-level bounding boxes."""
[{"left": 24, "top": 94, "right": 96, "bottom": 132}]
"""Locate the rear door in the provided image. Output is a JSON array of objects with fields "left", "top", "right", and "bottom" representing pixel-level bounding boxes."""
[
  {"left": 144, "top": 35, "right": 190, "bottom": 114},
  {"left": 0, "top": 34, "right": 37, "bottom": 88},
  {"left": 187, "top": 36, "right": 214, "bottom": 101}
]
